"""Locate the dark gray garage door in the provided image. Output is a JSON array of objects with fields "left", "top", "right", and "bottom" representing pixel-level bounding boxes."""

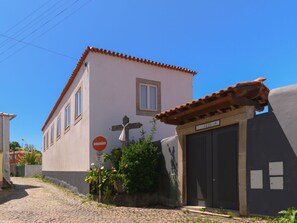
[{"left": 186, "top": 124, "right": 239, "bottom": 210}]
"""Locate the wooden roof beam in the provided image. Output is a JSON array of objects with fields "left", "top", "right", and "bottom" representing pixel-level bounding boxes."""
[{"left": 230, "top": 96, "right": 263, "bottom": 111}]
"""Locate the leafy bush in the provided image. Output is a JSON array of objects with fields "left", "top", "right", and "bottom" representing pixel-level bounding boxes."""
[
  {"left": 85, "top": 164, "right": 123, "bottom": 198},
  {"left": 103, "top": 148, "right": 122, "bottom": 170},
  {"left": 20, "top": 149, "right": 42, "bottom": 165},
  {"left": 85, "top": 165, "right": 100, "bottom": 194},
  {"left": 86, "top": 118, "right": 159, "bottom": 196},
  {"left": 278, "top": 207, "right": 297, "bottom": 223},
  {"left": 119, "top": 139, "right": 159, "bottom": 194}
]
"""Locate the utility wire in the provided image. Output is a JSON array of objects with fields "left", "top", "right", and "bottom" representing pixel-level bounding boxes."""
[
  {"left": 0, "top": 0, "right": 93, "bottom": 64},
  {"left": 0, "top": 33, "right": 77, "bottom": 60},
  {"left": 0, "top": 1, "right": 79, "bottom": 51},
  {"left": 33, "top": 0, "right": 92, "bottom": 41},
  {"left": 0, "top": 0, "right": 81, "bottom": 57},
  {"left": 0, "top": 0, "right": 61, "bottom": 49},
  {"left": 2, "top": 0, "right": 52, "bottom": 34}
]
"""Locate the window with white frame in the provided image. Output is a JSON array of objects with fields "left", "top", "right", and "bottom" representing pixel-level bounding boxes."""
[
  {"left": 43, "top": 135, "right": 46, "bottom": 151},
  {"left": 50, "top": 124, "right": 54, "bottom": 145},
  {"left": 75, "top": 87, "right": 82, "bottom": 119},
  {"left": 45, "top": 131, "right": 49, "bottom": 149},
  {"left": 46, "top": 131, "right": 49, "bottom": 149},
  {"left": 140, "top": 84, "right": 157, "bottom": 111},
  {"left": 136, "top": 78, "right": 161, "bottom": 116},
  {"left": 57, "top": 116, "right": 61, "bottom": 138},
  {"left": 65, "top": 104, "right": 71, "bottom": 130}
]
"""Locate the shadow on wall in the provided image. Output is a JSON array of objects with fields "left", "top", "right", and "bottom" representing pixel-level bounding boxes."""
[
  {"left": 154, "top": 136, "right": 180, "bottom": 207},
  {"left": 0, "top": 183, "right": 40, "bottom": 205},
  {"left": 247, "top": 112, "right": 297, "bottom": 216}
]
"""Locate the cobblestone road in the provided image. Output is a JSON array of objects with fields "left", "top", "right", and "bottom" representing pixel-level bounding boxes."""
[{"left": 0, "top": 177, "right": 266, "bottom": 223}]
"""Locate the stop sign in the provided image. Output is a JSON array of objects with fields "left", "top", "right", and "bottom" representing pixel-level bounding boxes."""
[{"left": 92, "top": 136, "right": 107, "bottom": 152}]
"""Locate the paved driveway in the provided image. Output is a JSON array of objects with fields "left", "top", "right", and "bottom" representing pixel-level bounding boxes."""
[
  {"left": 0, "top": 177, "right": 267, "bottom": 223},
  {"left": 0, "top": 177, "right": 198, "bottom": 223}
]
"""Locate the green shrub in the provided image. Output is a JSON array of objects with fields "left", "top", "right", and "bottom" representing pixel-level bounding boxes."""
[
  {"left": 86, "top": 118, "right": 159, "bottom": 196},
  {"left": 85, "top": 165, "right": 100, "bottom": 194},
  {"left": 103, "top": 148, "right": 122, "bottom": 170},
  {"left": 278, "top": 207, "right": 297, "bottom": 223},
  {"left": 85, "top": 164, "right": 123, "bottom": 198},
  {"left": 119, "top": 139, "right": 159, "bottom": 194},
  {"left": 20, "top": 149, "right": 42, "bottom": 165}
]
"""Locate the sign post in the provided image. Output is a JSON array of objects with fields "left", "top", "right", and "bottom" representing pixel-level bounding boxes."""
[
  {"left": 92, "top": 136, "right": 107, "bottom": 203},
  {"left": 111, "top": 115, "right": 142, "bottom": 148}
]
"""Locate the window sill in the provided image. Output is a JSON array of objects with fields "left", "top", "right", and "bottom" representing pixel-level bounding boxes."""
[
  {"left": 136, "top": 109, "right": 160, "bottom": 116},
  {"left": 74, "top": 114, "right": 82, "bottom": 125},
  {"left": 56, "top": 135, "right": 61, "bottom": 141},
  {"left": 64, "top": 126, "right": 70, "bottom": 134}
]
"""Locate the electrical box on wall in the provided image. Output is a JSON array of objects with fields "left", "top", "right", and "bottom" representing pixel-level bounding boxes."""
[
  {"left": 250, "top": 170, "right": 263, "bottom": 189},
  {"left": 269, "top": 161, "right": 284, "bottom": 190},
  {"left": 269, "top": 161, "right": 283, "bottom": 176}
]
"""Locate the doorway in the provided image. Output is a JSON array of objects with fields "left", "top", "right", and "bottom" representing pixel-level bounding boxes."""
[{"left": 186, "top": 124, "right": 239, "bottom": 210}]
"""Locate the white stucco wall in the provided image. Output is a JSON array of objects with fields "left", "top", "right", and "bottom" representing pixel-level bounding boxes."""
[
  {"left": 25, "top": 165, "right": 42, "bottom": 176},
  {"left": 88, "top": 53, "right": 193, "bottom": 164},
  {"left": 0, "top": 115, "right": 13, "bottom": 184},
  {"left": 42, "top": 52, "right": 194, "bottom": 171},
  {"left": 42, "top": 58, "right": 91, "bottom": 172}
]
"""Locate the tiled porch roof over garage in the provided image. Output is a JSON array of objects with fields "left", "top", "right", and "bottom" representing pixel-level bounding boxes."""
[{"left": 156, "top": 78, "right": 270, "bottom": 125}]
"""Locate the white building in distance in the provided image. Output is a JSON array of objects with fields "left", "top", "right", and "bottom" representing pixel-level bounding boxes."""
[
  {"left": 0, "top": 112, "right": 16, "bottom": 188},
  {"left": 41, "top": 47, "right": 196, "bottom": 194}
]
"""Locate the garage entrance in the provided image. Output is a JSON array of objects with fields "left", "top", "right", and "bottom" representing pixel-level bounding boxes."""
[
  {"left": 186, "top": 124, "right": 239, "bottom": 210},
  {"left": 156, "top": 78, "right": 270, "bottom": 215}
]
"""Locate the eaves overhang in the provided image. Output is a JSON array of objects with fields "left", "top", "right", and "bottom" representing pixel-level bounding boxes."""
[{"left": 156, "top": 78, "right": 269, "bottom": 125}]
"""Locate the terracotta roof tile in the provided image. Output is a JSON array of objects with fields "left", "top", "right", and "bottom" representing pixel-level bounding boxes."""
[
  {"left": 42, "top": 47, "right": 197, "bottom": 131},
  {"left": 155, "top": 78, "right": 270, "bottom": 125},
  {"left": 88, "top": 47, "right": 197, "bottom": 74}
]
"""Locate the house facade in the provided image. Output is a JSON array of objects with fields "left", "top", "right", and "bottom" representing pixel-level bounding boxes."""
[
  {"left": 0, "top": 112, "right": 16, "bottom": 188},
  {"left": 42, "top": 47, "right": 196, "bottom": 194},
  {"left": 9, "top": 150, "right": 26, "bottom": 165}
]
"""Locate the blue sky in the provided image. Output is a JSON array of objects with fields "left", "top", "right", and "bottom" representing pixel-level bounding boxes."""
[{"left": 1, "top": 1, "right": 297, "bottom": 150}]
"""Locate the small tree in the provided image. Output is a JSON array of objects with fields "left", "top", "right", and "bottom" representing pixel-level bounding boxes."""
[
  {"left": 20, "top": 148, "right": 42, "bottom": 165},
  {"left": 9, "top": 141, "right": 20, "bottom": 152}
]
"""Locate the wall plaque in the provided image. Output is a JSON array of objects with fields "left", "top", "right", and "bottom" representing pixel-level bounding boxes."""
[{"left": 196, "top": 120, "right": 220, "bottom": 131}]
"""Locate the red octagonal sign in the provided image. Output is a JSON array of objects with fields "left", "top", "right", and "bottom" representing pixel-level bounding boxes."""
[{"left": 92, "top": 136, "right": 107, "bottom": 152}]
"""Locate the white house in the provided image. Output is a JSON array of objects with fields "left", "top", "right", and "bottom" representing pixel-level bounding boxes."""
[
  {"left": 41, "top": 47, "right": 196, "bottom": 194},
  {"left": 0, "top": 112, "right": 16, "bottom": 188}
]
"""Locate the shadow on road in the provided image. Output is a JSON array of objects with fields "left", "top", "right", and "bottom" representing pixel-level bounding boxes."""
[{"left": 0, "top": 183, "right": 40, "bottom": 205}]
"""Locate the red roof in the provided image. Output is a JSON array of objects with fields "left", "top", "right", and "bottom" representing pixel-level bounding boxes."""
[
  {"left": 42, "top": 47, "right": 197, "bottom": 131},
  {"left": 156, "top": 78, "right": 270, "bottom": 125}
]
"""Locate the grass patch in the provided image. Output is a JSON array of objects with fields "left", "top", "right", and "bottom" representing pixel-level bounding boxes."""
[
  {"left": 97, "top": 203, "right": 114, "bottom": 208},
  {"left": 191, "top": 218, "right": 221, "bottom": 223},
  {"left": 33, "top": 175, "right": 77, "bottom": 198},
  {"left": 177, "top": 217, "right": 222, "bottom": 223},
  {"left": 209, "top": 209, "right": 236, "bottom": 218},
  {"left": 31, "top": 175, "right": 43, "bottom": 179},
  {"left": 81, "top": 193, "right": 92, "bottom": 203}
]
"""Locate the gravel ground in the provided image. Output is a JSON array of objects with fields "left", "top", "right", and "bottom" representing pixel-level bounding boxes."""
[{"left": 0, "top": 177, "right": 269, "bottom": 223}]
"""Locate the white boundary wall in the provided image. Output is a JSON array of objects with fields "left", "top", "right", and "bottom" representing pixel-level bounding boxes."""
[{"left": 25, "top": 165, "right": 42, "bottom": 176}]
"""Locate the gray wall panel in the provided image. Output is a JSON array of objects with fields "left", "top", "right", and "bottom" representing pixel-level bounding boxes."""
[
  {"left": 155, "top": 137, "right": 180, "bottom": 207},
  {"left": 43, "top": 171, "right": 89, "bottom": 195},
  {"left": 247, "top": 112, "right": 297, "bottom": 216}
]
